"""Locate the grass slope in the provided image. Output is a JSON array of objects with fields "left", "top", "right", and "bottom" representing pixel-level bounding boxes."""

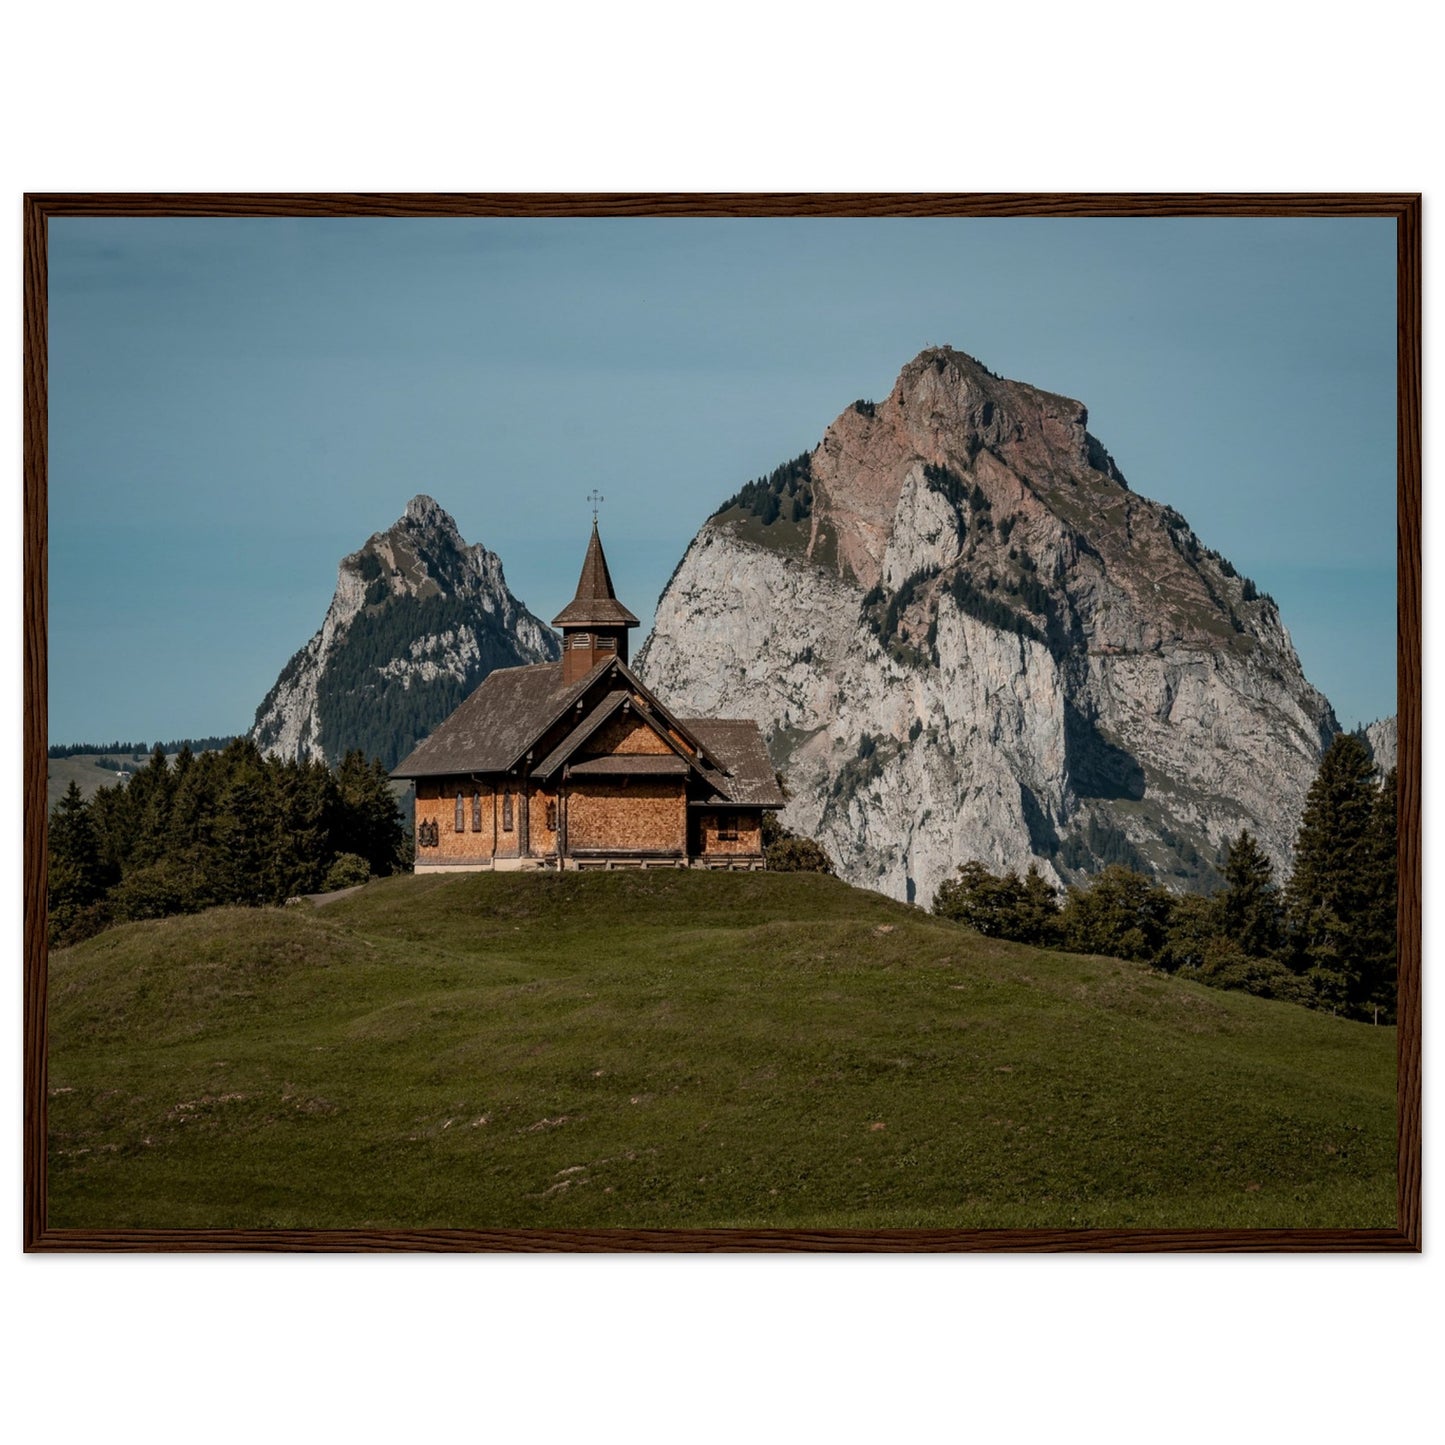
[{"left": 47, "top": 872, "right": 1396, "bottom": 1231}]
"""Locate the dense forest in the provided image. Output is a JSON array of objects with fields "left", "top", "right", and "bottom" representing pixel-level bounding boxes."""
[
  {"left": 47, "top": 739, "right": 407, "bottom": 947},
  {"left": 934, "top": 733, "right": 1399, "bottom": 1022}
]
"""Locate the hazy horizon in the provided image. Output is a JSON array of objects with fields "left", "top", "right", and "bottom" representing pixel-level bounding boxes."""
[{"left": 47, "top": 216, "right": 1397, "bottom": 743}]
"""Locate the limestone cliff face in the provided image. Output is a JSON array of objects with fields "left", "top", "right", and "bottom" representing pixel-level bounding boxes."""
[
  {"left": 252, "top": 495, "right": 558, "bottom": 767},
  {"left": 638, "top": 347, "right": 1338, "bottom": 903},
  {"left": 1363, "top": 716, "right": 1398, "bottom": 775}
]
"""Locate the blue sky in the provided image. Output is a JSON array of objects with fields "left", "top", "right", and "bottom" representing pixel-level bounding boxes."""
[{"left": 47, "top": 216, "right": 1397, "bottom": 743}]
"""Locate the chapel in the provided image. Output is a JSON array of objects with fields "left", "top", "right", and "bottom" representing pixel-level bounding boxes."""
[{"left": 391, "top": 520, "right": 784, "bottom": 872}]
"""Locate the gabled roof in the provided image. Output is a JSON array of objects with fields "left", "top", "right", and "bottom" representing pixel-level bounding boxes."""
[
  {"left": 388, "top": 651, "right": 782, "bottom": 811},
  {"left": 390, "top": 658, "right": 610, "bottom": 779},
  {"left": 551, "top": 521, "right": 640, "bottom": 629},
  {"left": 533, "top": 690, "right": 631, "bottom": 778},
  {"left": 684, "top": 720, "right": 787, "bottom": 807}
]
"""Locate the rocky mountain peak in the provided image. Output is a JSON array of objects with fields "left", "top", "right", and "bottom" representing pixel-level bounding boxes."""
[
  {"left": 252, "top": 498, "right": 558, "bottom": 767},
  {"left": 402, "top": 492, "right": 453, "bottom": 529},
  {"left": 640, "top": 345, "right": 1339, "bottom": 904}
]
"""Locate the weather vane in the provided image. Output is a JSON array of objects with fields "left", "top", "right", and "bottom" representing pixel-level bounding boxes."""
[{"left": 587, "top": 489, "right": 605, "bottom": 521}]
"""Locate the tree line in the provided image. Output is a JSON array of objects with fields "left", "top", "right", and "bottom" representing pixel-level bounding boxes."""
[
  {"left": 933, "top": 733, "right": 1398, "bottom": 1022},
  {"left": 48, "top": 735, "right": 239, "bottom": 759},
  {"left": 47, "top": 739, "right": 407, "bottom": 947}
]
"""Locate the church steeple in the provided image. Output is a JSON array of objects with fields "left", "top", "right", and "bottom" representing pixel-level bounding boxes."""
[{"left": 552, "top": 520, "right": 639, "bottom": 683}]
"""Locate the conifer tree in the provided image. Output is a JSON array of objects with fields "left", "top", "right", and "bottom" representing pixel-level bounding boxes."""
[
  {"left": 1015, "top": 864, "right": 1062, "bottom": 946},
  {"left": 1060, "top": 865, "right": 1174, "bottom": 962},
  {"left": 1359, "top": 767, "right": 1399, "bottom": 1022},
  {"left": 1217, "top": 830, "right": 1282, "bottom": 958},
  {"left": 48, "top": 782, "right": 111, "bottom": 939},
  {"left": 1284, "top": 733, "right": 1381, "bottom": 1014}
]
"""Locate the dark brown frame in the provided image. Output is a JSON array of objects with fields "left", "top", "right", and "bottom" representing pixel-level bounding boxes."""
[{"left": 23, "top": 193, "right": 1422, "bottom": 1252}]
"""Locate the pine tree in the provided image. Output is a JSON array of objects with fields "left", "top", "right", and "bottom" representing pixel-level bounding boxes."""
[
  {"left": 1284, "top": 733, "right": 1381, "bottom": 1014},
  {"left": 1015, "top": 864, "right": 1062, "bottom": 946},
  {"left": 48, "top": 782, "right": 111, "bottom": 940},
  {"left": 1217, "top": 830, "right": 1282, "bottom": 958},
  {"left": 1359, "top": 767, "right": 1399, "bottom": 1022}
]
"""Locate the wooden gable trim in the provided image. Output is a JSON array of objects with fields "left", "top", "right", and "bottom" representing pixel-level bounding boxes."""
[
  {"left": 532, "top": 689, "right": 632, "bottom": 778},
  {"left": 605, "top": 659, "right": 723, "bottom": 771},
  {"left": 615, "top": 697, "right": 722, "bottom": 789},
  {"left": 500, "top": 656, "right": 621, "bottom": 774}
]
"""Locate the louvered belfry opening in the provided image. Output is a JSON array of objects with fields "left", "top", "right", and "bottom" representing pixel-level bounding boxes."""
[{"left": 551, "top": 520, "right": 640, "bottom": 684}]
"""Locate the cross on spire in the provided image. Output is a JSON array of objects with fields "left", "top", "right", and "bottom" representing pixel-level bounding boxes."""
[{"left": 587, "top": 489, "right": 605, "bottom": 522}]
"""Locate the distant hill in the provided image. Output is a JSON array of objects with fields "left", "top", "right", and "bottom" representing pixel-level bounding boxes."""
[
  {"left": 47, "top": 870, "right": 1395, "bottom": 1231},
  {"left": 46, "top": 747, "right": 233, "bottom": 815},
  {"left": 251, "top": 495, "right": 560, "bottom": 769}
]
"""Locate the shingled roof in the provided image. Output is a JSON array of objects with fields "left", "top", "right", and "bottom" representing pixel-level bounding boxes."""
[
  {"left": 684, "top": 719, "right": 787, "bottom": 807},
  {"left": 390, "top": 650, "right": 783, "bottom": 810},
  {"left": 391, "top": 659, "right": 605, "bottom": 778},
  {"left": 551, "top": 521, "right": 640, "bottom": 629}
]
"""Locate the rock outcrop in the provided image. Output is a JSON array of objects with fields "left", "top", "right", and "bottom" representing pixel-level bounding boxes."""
[
  {"left": 1363, "top": 716, "right": 1398, "bottom": 776},
  {"left": 252, "top": 495, "right": 558, "bottom": 767},
  {"left": 638, "top": 347, "right": 1338, "bottom": 904}
]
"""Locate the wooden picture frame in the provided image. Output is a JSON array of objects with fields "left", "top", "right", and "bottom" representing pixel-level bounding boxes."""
[{"left": 23, "top": 192, "right": 1421, "bottom": 1252}]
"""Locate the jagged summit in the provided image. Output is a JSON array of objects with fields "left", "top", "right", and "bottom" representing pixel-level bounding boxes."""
[
  {"left": 251, "top": 497, "right": 559, "bottom": 768},
  {"left": 640, "top": 345, "right": 1338, "bottom": 904},
  {"left": 403, "top": 492, "right": 450, "bottom": 526}
]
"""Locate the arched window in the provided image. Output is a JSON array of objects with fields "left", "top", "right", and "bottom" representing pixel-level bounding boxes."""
[
  {"left": 455, "top": 791, "right": 464, "bottom": 832},
  {"left": 472, "top": 790, "right": 482, "bottom": 831},
  {"left": 502, "top": 792, "right": 514, "bottom": 832}
]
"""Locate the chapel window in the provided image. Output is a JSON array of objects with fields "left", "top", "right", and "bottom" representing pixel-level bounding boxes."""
[
  {"left": 472, "top": 791, "right": 482, "bottom": 831},
  {"left": 546, "top": 800, "right": 558, "bottom": 830},
  {"left": 502, "top": 792, "right": 514, "bottom": 832},
  {"left": 455, "top": 791, "right": 464, "bottom": 832}
]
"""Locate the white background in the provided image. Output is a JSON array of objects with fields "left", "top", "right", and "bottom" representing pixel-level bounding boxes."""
[{"left": 3, "top": 4, "right": 1438, "bottom": 1440}]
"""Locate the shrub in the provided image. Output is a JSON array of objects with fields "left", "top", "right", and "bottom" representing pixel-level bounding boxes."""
[
  {"left": 324, "top": 853, "right": 372, "bottom": 890},
  {"left": 110, "top": 858, "right": 213, "bottom": 923},
  {"left": 761, "top": 814, "right": 834, "bottom": 874}
]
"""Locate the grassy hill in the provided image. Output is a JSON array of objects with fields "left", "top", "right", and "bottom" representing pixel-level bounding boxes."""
[
  {"left": 46, "top": 752, "right": 148, "bottom": 812},
  {"left": 46, "top": 871, "right": 1396, "bottom": 1231}
]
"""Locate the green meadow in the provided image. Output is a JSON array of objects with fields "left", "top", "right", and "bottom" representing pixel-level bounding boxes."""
[{"left": 47, "top": 871, "right": 1396, "bottom": 1231}]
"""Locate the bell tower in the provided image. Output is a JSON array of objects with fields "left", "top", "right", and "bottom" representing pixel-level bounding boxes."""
[{"left": 552, "top": 515, "right": 640, "bottom": 685}]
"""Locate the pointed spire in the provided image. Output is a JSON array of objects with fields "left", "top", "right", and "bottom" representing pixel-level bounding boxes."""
[{"left": 551, "top": 520, "right": 640, "bottom": 628}]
